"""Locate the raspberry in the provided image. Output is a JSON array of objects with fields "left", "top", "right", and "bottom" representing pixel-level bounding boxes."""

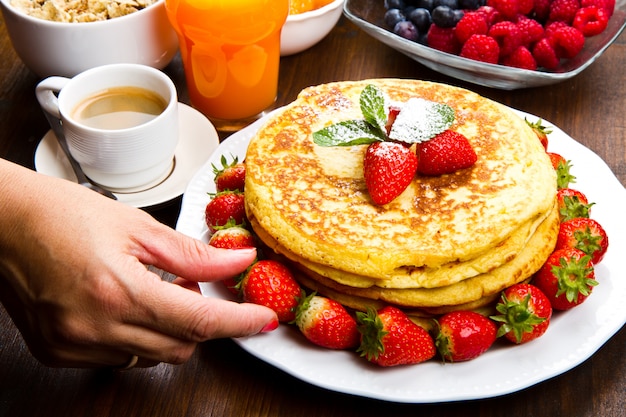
[
  {"left": 488, "top": 21, "right": 523, "bottom": 57},
  {"left": 460, "top": 34, "right": 501, "bottom": 63},
  {"left": 516, "top": 16, "right": 544, "bottom": 46},
  {"left": 475, "top": 6, "right": 503, "bottom": 25},
  {"left": 533, "top": 0, "right": 552, "bottom": 21},
  {"left": 581, "top": 0, "right": 615, "bottom": 17},
  {"left": 427, "top": 25, "right": 461, "bottom": 55},
  {"left": 533, "top": 37, "right": 560, "bottom": 69},
  {"left": 573, "top": 6, "right": 609, "bottom": 36},
  {"left": 544, "top": 21, "right": 570, "bottom": 38},
  {"left": 486, "top": 0, "right": 521, "bottom": 19},
  {"left": 552, "top": 25, "right": 585, "bottom": 58},
  {"left": 549, "top": 0, "right": 582, "bottom": 24},
  {"left": 454, "top": 12, "right": 489, "bottom": 45},
  {"left": 518, "top": 0, "right": 534, "bottom": 14},
  {"left": 502, "top": 45, "right": 538, "bottom": 70}
]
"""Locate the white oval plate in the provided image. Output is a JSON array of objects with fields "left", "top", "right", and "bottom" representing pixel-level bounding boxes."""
[
  {"left": 35, "top": 103, "right": 219, "bottom": 208},
  {"left": 176, "top": 108, "right": 626, "bottom": 403}
]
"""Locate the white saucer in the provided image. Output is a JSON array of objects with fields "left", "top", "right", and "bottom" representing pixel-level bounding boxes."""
[{"left": 34, "top": 103, "right": 219, "bottom": 208}]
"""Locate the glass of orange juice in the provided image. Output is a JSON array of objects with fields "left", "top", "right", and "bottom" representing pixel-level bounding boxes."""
[{"left": 165, "top": 0, "right": 289, "bottom": 131}]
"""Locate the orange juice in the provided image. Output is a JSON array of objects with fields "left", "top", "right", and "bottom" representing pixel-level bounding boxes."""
[{"left": 165, "top": 0, "right": 288, "bottom": 128}]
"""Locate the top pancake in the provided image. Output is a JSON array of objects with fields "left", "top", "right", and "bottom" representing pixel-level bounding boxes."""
[{"left": 244, "top": 79, "right": 556, "bottom": 283}]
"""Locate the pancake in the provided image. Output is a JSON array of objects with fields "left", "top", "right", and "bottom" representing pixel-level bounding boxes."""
[
  {"left": 244, "top": 79, "right": 557, "bottom": 312},
  {"left": 280, "top": 201, "right": 559, "bottom": 315}
]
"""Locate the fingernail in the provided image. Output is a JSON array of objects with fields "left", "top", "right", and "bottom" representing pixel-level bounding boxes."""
[{"left": 260, "top": 319, "right": 279, "bottom": 333}]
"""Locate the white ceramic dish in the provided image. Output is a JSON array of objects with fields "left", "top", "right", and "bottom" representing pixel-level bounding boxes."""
[
  {"left": 35, "top": 103, "right": 219, "bottom": 208},
  {"left": 281, "top": 0, "right": 344, "bottom": 56},
  {"left": 0, "top": 0, "right": 178, "bottom": 78},
  {"left": 343, "top": 0, "right": 626, "bottom": 89},
  {"left": 176, "top": 108, "right": 626, "bottom": 403}
]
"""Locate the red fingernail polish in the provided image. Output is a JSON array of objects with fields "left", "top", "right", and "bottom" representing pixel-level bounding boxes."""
[{"left": 261, "top": 319, "right": 279, "bottom": 333}]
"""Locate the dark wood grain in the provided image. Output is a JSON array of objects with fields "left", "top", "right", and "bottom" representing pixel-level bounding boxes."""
[{"left": 1, "top": 12, "right": 624, "bottom": 417}]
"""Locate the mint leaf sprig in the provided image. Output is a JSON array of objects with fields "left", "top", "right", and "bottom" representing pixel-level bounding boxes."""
[{"left": 312, "top": 84, "right": 455, "bottom": 147}]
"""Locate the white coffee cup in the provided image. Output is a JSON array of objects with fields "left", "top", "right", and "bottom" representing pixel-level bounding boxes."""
[{"left": 36, "top": 63, "right": 179, "bottom": 191}]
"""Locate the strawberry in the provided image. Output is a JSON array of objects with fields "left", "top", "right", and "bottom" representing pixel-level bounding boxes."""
[
  {"left": 416, "top": 130, "right": 477, "bottom": 176},
  {"left": 554, "top": 218, "right": 609, "bottom": 264},
  {"left": 525, "top": 118, "right": 552, "bottom": 150},
  {"left": 208, "top": 223, "right": 256, "bottom": 295},
  {"left": 240, "top": 260, "right": 301, "bottom": 322},
  {"left": 294, "top": 292, "right": 360, "bottom": 350},
  {"left": 546, "top": 152, "right": 576, "bottom": 189},
  {"left": 491, "top": 283, "right": 552, "bottom": 344},
  {"left": 435, "top": 311, "right": 497, "bottom": 362},
  {"left": 556, "top": 188, "right": 593, "bottom": 222},
  {"left": 356, "top": 306, "right": 436, "bottom": 367},
  {"left": 212, "top": 154, "right": 246, "bottom": 192},
  {"left": 533, "top": 248, "right": 597, "bottom": 310},
  {"left": 204, "top": 190, "right": 246, "bottom": 233},
  {"left": 363, "top": 141, "right": 418, "bottom": 205}
]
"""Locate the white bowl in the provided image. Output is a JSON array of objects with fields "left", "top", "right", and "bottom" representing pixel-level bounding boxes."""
[
  {"left": 280, "top": 0, "right": 344, "bottom": 56},
  {"left": 0, "top": 0, "right": 178, "bottom": 78}
]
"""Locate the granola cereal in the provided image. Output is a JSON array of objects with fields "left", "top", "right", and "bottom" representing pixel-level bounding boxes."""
[{"left": 10, "top": 0, "right": 158, "bottom": 22}]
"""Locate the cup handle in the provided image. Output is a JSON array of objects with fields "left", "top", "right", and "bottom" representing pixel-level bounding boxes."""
[{"left": 35, "top": 76, "right": 70, "bottom": 119}]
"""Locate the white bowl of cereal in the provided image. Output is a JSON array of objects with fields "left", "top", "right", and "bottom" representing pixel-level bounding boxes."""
[
  {"left": 280, "top": 0, "right": 344, "bottom": 56},
  {"left": 0, "top": 0, "right": 178, "bottom": 78}
]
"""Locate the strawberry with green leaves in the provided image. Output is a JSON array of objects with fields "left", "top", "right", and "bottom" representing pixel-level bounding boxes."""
[
  {"left": 356, "top": 306, "right": 436, "bottom": 367},
  {"left": 525, "top": 118, "right": 552, "bottom": 150},
  {"left": 208, "top": 223, "right": 256, "bottom": 296},
  {"left": 212, "top": 154, "right": 246, "bottom": 192},
  {"left": 557, "top": 188, "right": 594, "bottom": 222},
  {"left": 363, "top": 141, "right": 417, "bottom": 205},
  {"left": 533, "top": 248, "right": 598, "bottom": 310},
  {"left": 416, "top": 130, "right": 477, "bottom": 176},
  {"left": 554, "top": 217, "right": 608, "bottom": 264},
  {"left": 205, "top": 190, "right": 246, "bottom": 233},
  {"left": 435, "top": 310, "right": 497, "bottom": 362},
  {"left": 312, "top": 84, "right": 474, "bottom": 205},
  {"left": 240, "top": 260, "right": 301, "bottom": 322},
  {"left": 491, "top": 283, "right": 552, "bottom": 344},
  {"left": 294, "top": 292, "right": 360, "bottom": 350},
  {"left": 547, "top": 152, "right": 576, "bottom": 189}
]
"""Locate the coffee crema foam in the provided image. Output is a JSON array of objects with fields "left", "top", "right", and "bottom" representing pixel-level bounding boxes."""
[{"left": 72, "top": 86, "right": 167, "bottom": 130}]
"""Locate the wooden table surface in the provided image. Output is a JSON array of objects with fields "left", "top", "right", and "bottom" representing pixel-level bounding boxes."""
[{"left": 1, "top": 11, "right": 625, "bottom": 417}]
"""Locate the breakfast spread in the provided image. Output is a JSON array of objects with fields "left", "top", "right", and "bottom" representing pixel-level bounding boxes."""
[
  {"left": 204, "top": 79, "right": 609, "bottom": 366},
  {"left": 10, "top": 0, "right": 157, "bottom": 22}
]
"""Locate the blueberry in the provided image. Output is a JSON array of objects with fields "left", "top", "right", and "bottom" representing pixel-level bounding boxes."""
[
  {"left": 385, "top": 0, "right": 406, "bottom": 9},
  {"left": 453, "top": 9, "right": 464, "bottom": 24},
  {"left": 408, "top": 8, "right": 432, "bottom": 33},
  {"left": 431, "top": 6, "right": 456, "bottom": 28},
  {"left": 434, "top": 0, "right": 459, "bottom": 9},
  {"left": 415, "top": 0, "right": 435, "bottom": 11},
  {"left": 384, "top": 9, "right": 406, "bottom": 28},
  {"left": 394, "top": 20, "right": 419, "bottom": 41}
]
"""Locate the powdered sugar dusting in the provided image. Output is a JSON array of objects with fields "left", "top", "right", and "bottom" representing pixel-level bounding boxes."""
[{"left": 389, "top": 98, "right": 455, "bottom": 144}]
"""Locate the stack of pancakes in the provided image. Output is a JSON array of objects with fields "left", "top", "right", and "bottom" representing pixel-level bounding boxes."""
[{"left": 244, "top": 79, "right": 558, "bottom": 317}]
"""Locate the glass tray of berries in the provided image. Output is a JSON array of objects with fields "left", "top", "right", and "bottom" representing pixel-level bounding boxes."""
[
  {"left": 175, "top": 107, "right": 626, "bottom": 403},
  {"left": 343, "top": 0, "right": 626, "bottom": 89}
]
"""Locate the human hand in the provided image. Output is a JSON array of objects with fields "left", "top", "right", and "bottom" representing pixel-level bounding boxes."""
[{"left": 0, "top": 160, "right": 277, "bottom": 368}]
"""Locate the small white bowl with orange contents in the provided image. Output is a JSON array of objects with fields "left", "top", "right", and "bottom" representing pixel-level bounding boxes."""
[{"left": 280, "top": 0, "right": 344, "bottom": 56}]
